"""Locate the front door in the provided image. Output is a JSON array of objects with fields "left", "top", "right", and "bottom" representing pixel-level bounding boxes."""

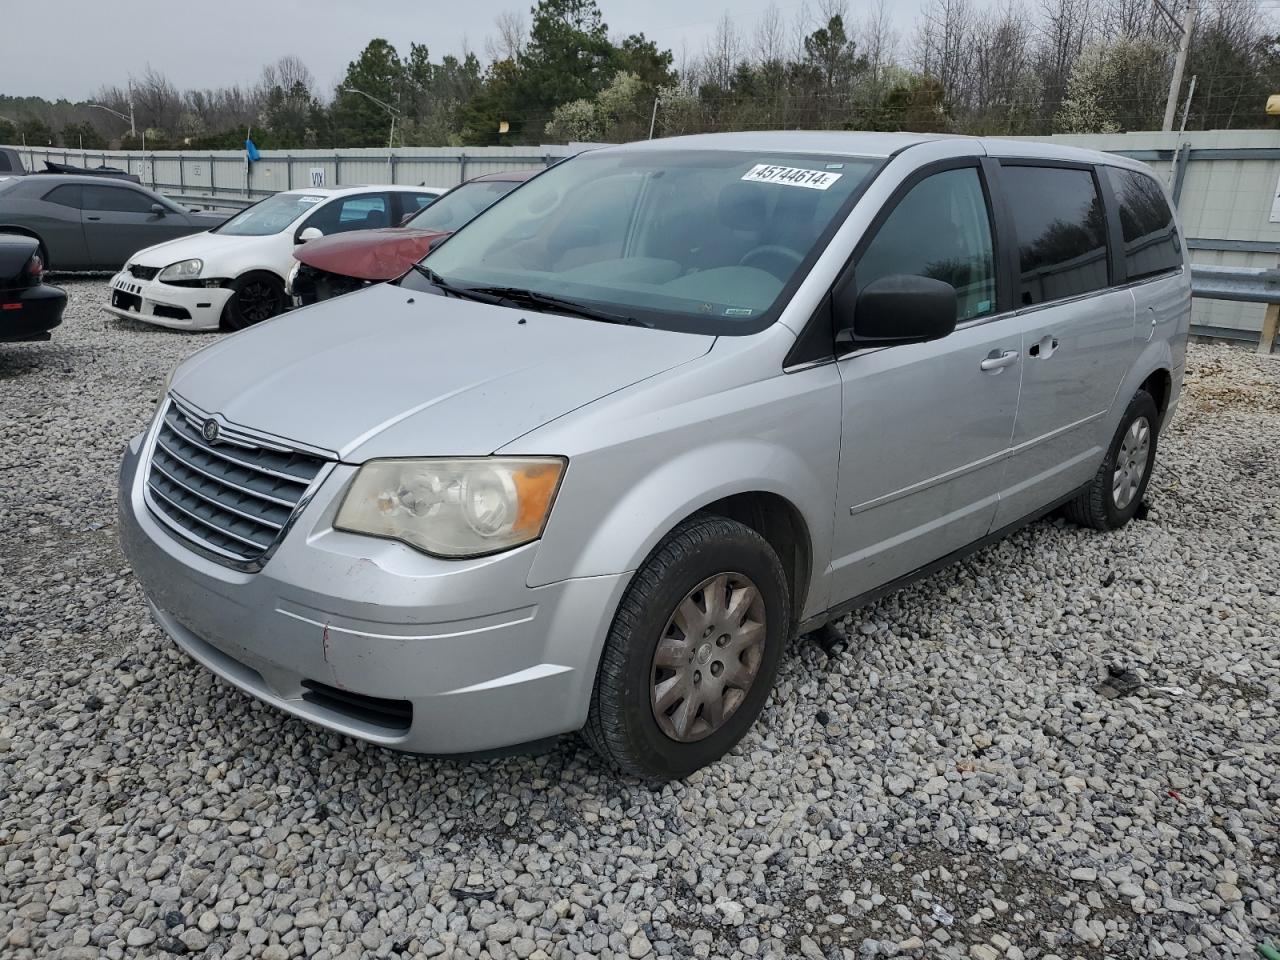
[
  {"left": 81, "top": 183, "right": 187, "bottom": 267},
  {"left": 830, "top": 163, "right": 1022, "bottom": 605}
]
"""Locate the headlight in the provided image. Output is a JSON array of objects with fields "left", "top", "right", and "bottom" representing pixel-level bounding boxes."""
[
  {"left": 286, "top": 259, "right": 301, "bottom": 295},
  {"left": 159, "top": 258, "right": 203, "bottom": 282},
  {"left": 335, "top": 457, "right": 566, "bottom": 558}
]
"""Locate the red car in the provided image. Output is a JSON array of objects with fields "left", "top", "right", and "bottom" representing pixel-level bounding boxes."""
[{"left": 287, "top": 169, "right": 539, "bottom": 306}]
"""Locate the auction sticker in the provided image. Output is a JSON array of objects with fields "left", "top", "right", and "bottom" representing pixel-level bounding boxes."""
[
  {"left": 299, "top": 195, "right": 325, "bottom": 204},
  {"left": 741, "top": 164, "right": 843, "bottom": 190}
]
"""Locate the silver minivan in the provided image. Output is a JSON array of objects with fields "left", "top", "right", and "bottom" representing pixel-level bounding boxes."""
[{"left": 119, "top": 132, "right": 1190, "bottom": 780}]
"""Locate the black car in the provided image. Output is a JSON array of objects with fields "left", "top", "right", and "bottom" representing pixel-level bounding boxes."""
[{"left": 0, "top": 233, "right": 65, "bottom": 342}]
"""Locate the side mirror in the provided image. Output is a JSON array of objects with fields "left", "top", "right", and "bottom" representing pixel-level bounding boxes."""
[
  {"left": 297, "top": 226, "right": 324, "bottom": 243},
  {"left": 835, "top": 274, "right": 957, "bottom": 352},
  {"left": 150, "top": 203, "right": 166, "bottom": 216}
]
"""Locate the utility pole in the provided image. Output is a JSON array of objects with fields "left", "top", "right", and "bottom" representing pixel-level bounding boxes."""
[{"left": 1162, "top": 0, "right": 1197, "bottom": 132}]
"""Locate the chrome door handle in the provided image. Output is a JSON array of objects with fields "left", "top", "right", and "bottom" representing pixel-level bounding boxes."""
[{"left": 980, "top": 350, "right": 1019, "bottom": 372}]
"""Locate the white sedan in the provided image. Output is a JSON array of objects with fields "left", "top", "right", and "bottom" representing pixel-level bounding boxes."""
[{"left": 106, "top": 185, "right": 443, "bottom": 330}]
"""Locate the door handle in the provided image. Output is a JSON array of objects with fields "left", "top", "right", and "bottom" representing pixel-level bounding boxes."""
[
  {"left": 1028, "top": 336, "right": 1059, "bottom": 358},
  {"left": 980, "top": 349, "right": 1019, "bottom": 372},
  {"left": 86, "top": 216, "right": 102, "bottom": 221}
]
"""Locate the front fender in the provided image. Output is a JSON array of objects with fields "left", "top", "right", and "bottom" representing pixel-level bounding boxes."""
[{"left": 518, "top": 358, "right": 842, "bottom": 623}]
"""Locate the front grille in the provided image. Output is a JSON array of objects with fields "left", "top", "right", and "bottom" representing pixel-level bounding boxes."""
[
  {"left": 145, "top": 401, "right": 326, "bottom": 565},
  {"left": 129, "top": 264, "right": 160, "bottom": 281},
  {"left": 301, "top": 680, "right": 413, "bottom": 732},
  {"left": 112, "top": 289, "right": 141, "bottom": 312}
]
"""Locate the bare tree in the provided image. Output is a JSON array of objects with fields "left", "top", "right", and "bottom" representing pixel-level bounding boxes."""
[
  {"left": 753, "top": 3, "right": 788, "bottom": 64},
  {"left": 856, "top": 0, "right": 900, "bottom": 88},
  {"left": 486, "top": 10, "right": 527, "bottom": 63}
]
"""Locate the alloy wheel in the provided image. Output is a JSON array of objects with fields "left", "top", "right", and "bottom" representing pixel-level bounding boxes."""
[
  {"left": 238, "top": 281, "right": 279, "bottom": 324},
  {"left": 650, "top": 572, "right": 767, "bottom": 743},
  {"left": 1112, "top": 415, "right": 1151, "bottom": 511}
]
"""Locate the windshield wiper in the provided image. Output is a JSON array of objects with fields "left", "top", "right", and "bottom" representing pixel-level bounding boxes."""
[
  {"left": 406, "top": 263, "right": 502, "bottom": 304},
  {"left": 467, "top": 285, "right": 651, "bottom": 327}
]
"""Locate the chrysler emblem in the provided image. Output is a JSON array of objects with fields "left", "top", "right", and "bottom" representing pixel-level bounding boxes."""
[{"left": 202, "top": 419, "right": 220, "bottom": 443}]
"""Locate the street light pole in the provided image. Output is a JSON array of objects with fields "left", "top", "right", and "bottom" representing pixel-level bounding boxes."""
[
  {"left": 340, "top": 85, "right": 400, "bottom": 150},
  {"left": 1161, "top": 0, "right": 1198, "bottom": 132}
]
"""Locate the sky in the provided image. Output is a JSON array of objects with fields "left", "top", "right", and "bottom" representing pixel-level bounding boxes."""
[{"left": 5, "top": 0, "right": 937, "bottom": 101}]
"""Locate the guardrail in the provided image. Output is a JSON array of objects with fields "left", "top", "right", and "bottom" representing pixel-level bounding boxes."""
[
  {"left": 1190, "top": 264, "right": 1280, "bottom": 355},
  {"left": 168, "top": 192, "right": 256, "bottom": 213}
]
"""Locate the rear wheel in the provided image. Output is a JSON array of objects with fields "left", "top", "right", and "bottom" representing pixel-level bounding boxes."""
[
  {"left": 1064, "top": 389, "right": 1159, "bottom": 530},
  {"left": 583, "top": 515, "right": 789, "bottom": 781},
  {"left": 220, "top": 272, "right": 286, "bottom": 330}
]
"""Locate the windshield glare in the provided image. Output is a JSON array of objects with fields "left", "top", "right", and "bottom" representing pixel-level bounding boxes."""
[
  {"left": 408, "top": 180, "right": 523, "bottom": 233},
  {"left": 413, "top": 150, "right": 877, "bottom": 333},
  {"left": 214, "top": 192, "right": 328, "bottom": 236}
]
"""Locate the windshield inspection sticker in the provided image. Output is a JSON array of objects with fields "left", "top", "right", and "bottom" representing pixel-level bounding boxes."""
[
  {"left": 298, "top": 195, "right": 325, "bottom": 204},
  {"left": 742, "top": 163, "right": 843, "bottom": 190}
]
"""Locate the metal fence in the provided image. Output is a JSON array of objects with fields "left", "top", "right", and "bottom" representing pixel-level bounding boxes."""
[
  {"left": 8, "top": 132, "right": 1280, "bottom": 349},
  {"left": 9, "top": 144, "right": 580, "bottom": 207},
  {"left": 1190, "top": 263, "right": 1280, "bottom": 353},
  {"left": 1035, "top": 129, "right": 1280, "bottom": 345}
]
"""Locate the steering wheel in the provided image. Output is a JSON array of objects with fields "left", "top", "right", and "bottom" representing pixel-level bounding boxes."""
[{"left": 738, "top": 244, "right": 804, "bottom": 279}]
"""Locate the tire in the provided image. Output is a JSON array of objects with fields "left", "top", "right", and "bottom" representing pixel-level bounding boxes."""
[
  {"left": 1064, "top": 389, "right": 1159, "bottom": 531},
  {"left": 220, "top": 272, "right": 287, "bottom": 330},
  {"left": 583, "top": 515, "right": 790, "bottom": 782}
]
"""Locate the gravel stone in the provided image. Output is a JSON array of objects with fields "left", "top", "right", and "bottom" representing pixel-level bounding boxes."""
[{"left": 1, "top": 282, "right": 1278, "bottom": 958}]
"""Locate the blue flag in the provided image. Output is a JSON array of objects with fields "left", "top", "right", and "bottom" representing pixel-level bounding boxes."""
[{"left": 245, "top": 136, "right": 260, "bottom": 163}]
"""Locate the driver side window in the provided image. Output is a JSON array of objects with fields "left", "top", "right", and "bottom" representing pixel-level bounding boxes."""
[{"left": 857, "top": 167, "right": 997, "bottom": 322}]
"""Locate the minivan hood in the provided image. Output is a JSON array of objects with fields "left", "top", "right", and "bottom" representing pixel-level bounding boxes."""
[{"left": 171, "top": 283, "right": 713, "bottom": 462}]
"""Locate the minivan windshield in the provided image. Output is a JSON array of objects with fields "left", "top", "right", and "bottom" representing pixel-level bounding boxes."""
[
  {"left": 213, "top": 192, "right": 329, "bottom": 236},
  {"left": 406, "top": 179, "right": 524, "bottom": 233},
  {"left": 408, "top": 150, "right": 878, "bottom": 334}
]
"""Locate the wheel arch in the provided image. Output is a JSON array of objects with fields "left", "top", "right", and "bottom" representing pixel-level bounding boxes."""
[
  {"left": 528, "top": 439, "right": 829, "bottom": 628},
  {"left": 1139, "top": 367, "right": 1173, "bottom": 426},
  {"left": 690, "top": 492, "right": 813, "bottom": 631}
]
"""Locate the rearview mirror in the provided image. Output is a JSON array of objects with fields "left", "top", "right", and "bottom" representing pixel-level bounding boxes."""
[
  {"left": 835, "top": 274, "right": 957, "bottom": 352},
  {"left": 297, "top": 226, "right": 324, "bottom": 243},
  {"left": 150, "top": 203, "right": 166, "bottom": 216}
]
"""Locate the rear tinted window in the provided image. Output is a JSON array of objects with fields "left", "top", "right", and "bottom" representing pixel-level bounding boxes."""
[
  {"left": 44, "top": 184, "right": 82, "bottom": 208},
  {"left": 83, "top": 184, "right": 157, "bottom": 214},
  {"left": 1105, "top": 167, "right": 1182, "bottom": 280},
  {"left": 1001, "top": 165, "right": 1109, "bottom": 305}
]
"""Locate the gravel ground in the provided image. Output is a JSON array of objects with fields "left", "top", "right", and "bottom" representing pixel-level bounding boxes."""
[{"left": 1, "top": 278, "right": 1278, "bottom": 960}]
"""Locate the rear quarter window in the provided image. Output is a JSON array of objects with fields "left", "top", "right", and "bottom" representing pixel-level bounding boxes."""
[{"left": 1105, "top": 167, "right": 1182, "bottom": 280}]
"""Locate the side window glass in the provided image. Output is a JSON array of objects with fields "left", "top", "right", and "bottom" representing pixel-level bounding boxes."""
[
  {"left": 1105, "top": 167, "right": 1182, "bottom": 280},
  {"left": 1001, "top": 165, "right": 1109, "bottom": 305},
  {"left": 857, "top": 167, "right": 997, "bottom": 322},
  {"left": 406, "top": 193, "right": 437, "bottom": 213},
  {"left": 82, "top": 185, "right": 156, "bottom": 214},
  {"left": 307, "top": 194, "right": 390, "bottom": 235},
  {"left": 44, "top": 184, "right": 82, "bottom": 208}
]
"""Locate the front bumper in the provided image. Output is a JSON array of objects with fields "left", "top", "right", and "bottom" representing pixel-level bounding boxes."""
[
  {"left": 1, "top": 283, "right": 65, "bottom": 342},
  {"left": 107, "top": 270, "right": 232, "bottom": 331},
  {"left": 117, "top": 423, "right": 629, "bottom": 754}
]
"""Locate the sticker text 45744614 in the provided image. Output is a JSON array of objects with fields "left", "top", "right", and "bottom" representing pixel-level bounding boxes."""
[{"left": 741, "top": 164, "right": 844, "bottom": 190}]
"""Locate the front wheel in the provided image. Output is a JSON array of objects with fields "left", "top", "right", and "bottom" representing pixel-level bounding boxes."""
[
  {"left": 583, "top": 515, "right": 790, "bottom": 781},
  {"left": 220, "top": 272, "right": 286, "bottom": 330},
  {"left": 1064, "top": 389, "right": 1160, "bottom": 530}
]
